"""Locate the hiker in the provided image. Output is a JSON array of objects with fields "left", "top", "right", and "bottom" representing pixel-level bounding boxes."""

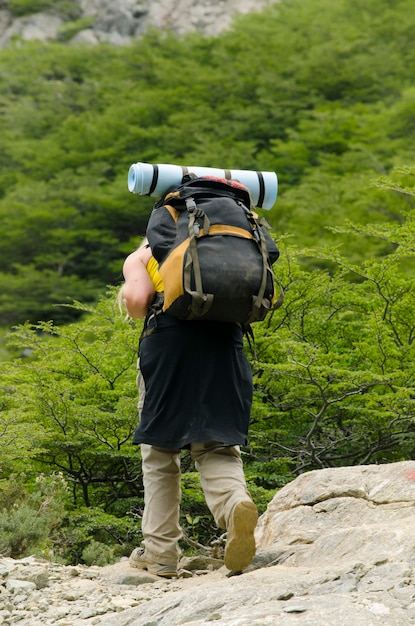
[{"left": 120, "top": 240, "right": 259, "bottom": 578}]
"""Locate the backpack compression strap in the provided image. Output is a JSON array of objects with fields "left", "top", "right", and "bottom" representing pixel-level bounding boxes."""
[
  {"left": 245, "top": 210, "right": 271, "bottom": 323},
  {"left": 184, "top": 197, "right": 214, "bottom": 319}
]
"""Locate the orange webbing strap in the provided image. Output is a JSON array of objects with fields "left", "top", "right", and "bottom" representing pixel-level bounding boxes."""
[
  {"left": 199, "top": 224, "right": 256, "bottom": 239},
  {"left": 165, "top": 204, "right": 180, "bottom": 222}
]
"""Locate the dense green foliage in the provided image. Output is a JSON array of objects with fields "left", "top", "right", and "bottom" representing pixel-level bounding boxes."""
[
  {"left": 1, "top": 0, "right": 415, "bottom": 563},
  {"left": 1, "top": 0, "right": 415, "bottom": 325},
  {"left": 8, "top": 0, "right": 82, "bottom": 20}
]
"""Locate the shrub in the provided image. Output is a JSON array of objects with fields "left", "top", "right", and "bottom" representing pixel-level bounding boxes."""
[
  {"left": 8, "top": 0, "right": 81, "bottom": 19},
  {"left": 58, "top": 507, "right": 142, "bottom": 565},
  {"left": 0, "top": 473, "right": 68, "bottom": 559}
]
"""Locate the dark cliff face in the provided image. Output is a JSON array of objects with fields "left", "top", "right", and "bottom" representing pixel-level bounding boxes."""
[{"left": 0, "top": 0, "right": 277, "bottom": 48}]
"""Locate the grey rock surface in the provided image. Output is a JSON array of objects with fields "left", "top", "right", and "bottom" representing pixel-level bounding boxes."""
[
  {"left": 0, "top": 0, "right": 278, "bottom": 48},
  {"left": 1, "top": 461, "right": 415, "bottom": 625}
]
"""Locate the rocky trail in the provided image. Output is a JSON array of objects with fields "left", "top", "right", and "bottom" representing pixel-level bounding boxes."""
[{"left": 2, "top": 461, "right": 415, "bottom": 625}]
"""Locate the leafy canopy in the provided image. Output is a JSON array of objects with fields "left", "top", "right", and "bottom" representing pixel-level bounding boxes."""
[{"left": 1, "top": 0, "right": 415, "bottom": 324}]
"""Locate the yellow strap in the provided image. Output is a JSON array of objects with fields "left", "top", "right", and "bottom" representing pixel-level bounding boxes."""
[
  {"left": 147, "top": 256, "right": 164, "bottom": 292},
  {"left": 165, "top": 191, "right": 180, "bottom": 201},
  {"left": 198, "top": 224, "right": 256, "bottom": 240}
]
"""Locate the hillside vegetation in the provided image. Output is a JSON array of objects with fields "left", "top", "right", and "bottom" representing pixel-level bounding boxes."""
[
  {"left": 1, "top": 0, "right": 415, "bottom": 565},
  {"left": 1, "top": 0, "right": 414, "bottom": 324}
]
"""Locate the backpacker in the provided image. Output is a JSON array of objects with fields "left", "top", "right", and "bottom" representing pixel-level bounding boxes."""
[{"left": 145, "top": 176, "right": 282, "bottom": 324}]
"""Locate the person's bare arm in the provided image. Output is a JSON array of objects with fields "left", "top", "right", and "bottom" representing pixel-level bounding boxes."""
[{"left": 121, "top": 246, "right": 155, "bottom": 318}]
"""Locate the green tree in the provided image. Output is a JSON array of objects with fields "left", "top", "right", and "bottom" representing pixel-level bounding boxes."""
[
  {"left": 2, "top": 290, "right": 142, "bottom": 510},
  {"left": 2, "top": 0, "right": 415, "bottom": 325},
  {"left": 247, "top": 168, "right": 415, "bottom": 482}
]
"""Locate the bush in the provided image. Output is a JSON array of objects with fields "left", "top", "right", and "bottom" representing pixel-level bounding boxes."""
[
  {"left": 57, "top": 17, "right": 94, "bottom": 42},
  {"left": 0, "top": 473, "right": 68, "bottom": 559},
  {"left": 9, "top": 0, "right": 52, "bottom": 16},
  {"left": 81, "top": 540, "right": 116, "bottom": 567},
  {"left": 8, "top": 0, "right": 81, "bottom": 19},
  {"left": 59, "top": 507, "right": 142, "bottom": 565}
]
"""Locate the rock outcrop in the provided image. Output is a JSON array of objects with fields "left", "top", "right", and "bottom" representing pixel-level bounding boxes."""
[
  {"left": 1, "top": 460, "right": 415, "bottom": 625},
  {"left": 0, "top": 0, "right": 277, "bottom": 48}
]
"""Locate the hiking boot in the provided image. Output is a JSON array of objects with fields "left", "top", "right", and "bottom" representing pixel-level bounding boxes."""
[
  {"left": 128, "top": 548, "right": 177, "bottom": 578},
  {"left": 224, "top": 500, "right": 258, "bottom": 572}
]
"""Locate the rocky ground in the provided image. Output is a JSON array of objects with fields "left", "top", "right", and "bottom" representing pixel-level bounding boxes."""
[
  {"left": 0, "top": 554, "right": 224, "bottom": 626},
  {"left": 2, "top": 461, "right": 415, "bottom": 625},
  {"left": 1, "top": 549, "right": 414, "bottom": 626}
]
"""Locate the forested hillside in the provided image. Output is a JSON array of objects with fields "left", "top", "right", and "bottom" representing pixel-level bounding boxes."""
[
  {"left": 1, "top": 0, "right": 415, "bottom": 565},
  {"left": 1, "top": 0, "right": 414, "bottom": 325}
]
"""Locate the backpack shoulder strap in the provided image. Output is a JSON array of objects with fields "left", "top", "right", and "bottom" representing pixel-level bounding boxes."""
[{"left": 165, "top": 204, "right": 180, "bottom": 222}]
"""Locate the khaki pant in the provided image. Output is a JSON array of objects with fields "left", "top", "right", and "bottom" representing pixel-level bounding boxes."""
[{"left": 140, "top": 441, "right": 253, "bottom": 566}]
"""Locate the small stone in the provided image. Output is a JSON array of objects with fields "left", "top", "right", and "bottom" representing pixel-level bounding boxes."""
[
  {"left": 277, "top": 592, "right": 294, "bottom": 601},
  {"left": 61, "top": 593, "right": 77, "bottom": 601},
  {"left": 179, "top": 556, "right": 223, "bottom": 571},
  {"left": 79, "top": 608, "right": 100, "bottom": 619},
  {"left": 115, "top": 572, "right": 157, "bottom": 585},
  {"left": 5, "top": 580, "right": 36, "bottom": 594},
  {"left": 283, "top": 605, "right": 307, "bottom": 614}
]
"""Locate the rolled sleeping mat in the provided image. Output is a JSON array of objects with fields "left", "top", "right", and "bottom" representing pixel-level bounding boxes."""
[{"left": 128, "top": 162, "right": 278, "bottom": 210}]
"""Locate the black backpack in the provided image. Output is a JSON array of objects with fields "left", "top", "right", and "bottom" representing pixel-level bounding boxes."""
[{"left": 146, "top": 176, "right": 282, "bottom": 324}]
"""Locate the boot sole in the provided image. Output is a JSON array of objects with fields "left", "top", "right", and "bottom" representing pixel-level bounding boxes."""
[{"left": 224, "top": 501, "right": 258, "bottom": 572}]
